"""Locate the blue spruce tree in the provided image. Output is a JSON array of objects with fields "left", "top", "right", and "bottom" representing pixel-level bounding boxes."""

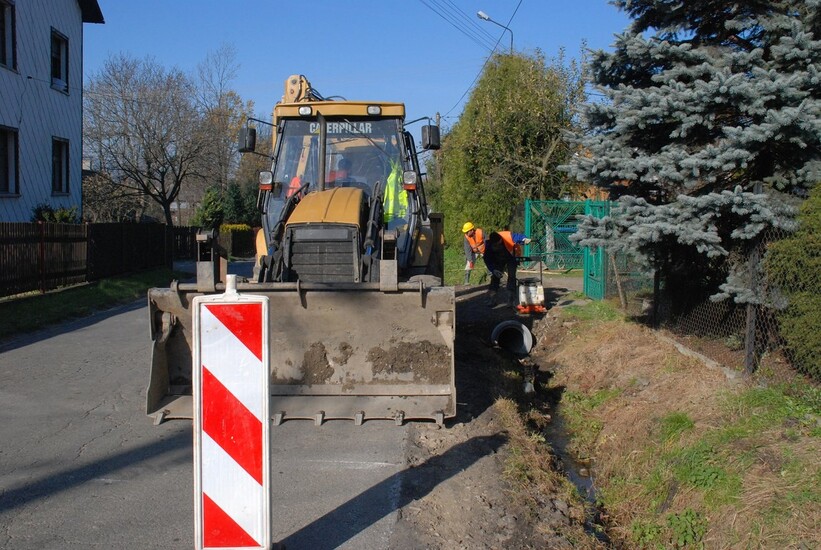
[
  {"left": 566, "top": 0, "right": 819, "bottom": 355},
  {"left": 567, "top": 0, "right": 820, "bottom": 198}
]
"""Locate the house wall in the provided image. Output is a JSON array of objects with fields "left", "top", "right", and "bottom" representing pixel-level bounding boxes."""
[{"left": 0, "top": 0, "right": 84, "bottom": 222}]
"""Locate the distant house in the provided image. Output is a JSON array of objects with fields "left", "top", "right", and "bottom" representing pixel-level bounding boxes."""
[{"left": 0, "top": 0, "right": 104, "bottom": 222}]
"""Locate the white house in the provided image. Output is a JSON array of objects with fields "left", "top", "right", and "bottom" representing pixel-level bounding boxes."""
[{"left": 0, "top": 0, "right": 103, "bottom": 222}]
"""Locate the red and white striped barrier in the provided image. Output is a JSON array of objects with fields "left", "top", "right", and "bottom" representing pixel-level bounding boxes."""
[{"left": 193, "top": 280, "right": 270, "bottom": 550}]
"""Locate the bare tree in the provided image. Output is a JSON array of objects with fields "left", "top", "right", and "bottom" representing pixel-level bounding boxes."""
[
  {"left": 82, "top": 171, "right": 151, "bottom": 222},
  {"left": 84, "top": 54, "right": 208, "bottom": 227},
  {"left": 195, "top": 44, "right": 253, "bottom": 191}
]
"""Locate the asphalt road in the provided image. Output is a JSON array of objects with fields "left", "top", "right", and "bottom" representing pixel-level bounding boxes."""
[{"left": 0, "top": 289, "right": 408, "bottom": 549}]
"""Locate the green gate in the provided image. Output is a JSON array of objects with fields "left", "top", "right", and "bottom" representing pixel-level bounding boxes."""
[
  {"left": 524, "top": 199, "right": 611, "bottom": 300},
  {"left": 524, "top": 200, "right": 585, "bottom": 270},
  {"left": 582, "top": 201, "right": 611, "bottom": 300}
]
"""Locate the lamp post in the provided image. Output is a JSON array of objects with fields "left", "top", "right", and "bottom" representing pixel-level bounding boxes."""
[{"left": 477, "top": 10, "right": 513, "bottom": 54}]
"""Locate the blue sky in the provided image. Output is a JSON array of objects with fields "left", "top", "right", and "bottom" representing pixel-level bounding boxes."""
[{"left": 84, "top": 1, "right": 630, "bottom": 135}]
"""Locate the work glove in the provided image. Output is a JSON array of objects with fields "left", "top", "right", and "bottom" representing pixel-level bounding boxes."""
[
  {"left": 465, "top": 260, "right": 474, "bottom": 270},
  {"left": 522, "top": 238, "right": 532, "bottom": 244}
]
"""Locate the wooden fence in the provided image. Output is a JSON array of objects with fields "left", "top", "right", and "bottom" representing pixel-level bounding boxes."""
[{"left": 0, "top": 222, "right": 198, "bottom": 298}]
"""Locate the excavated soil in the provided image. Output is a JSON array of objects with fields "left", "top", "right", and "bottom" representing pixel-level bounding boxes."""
[
  {"left": 300, "top": 342, "right": 335, "bottom": 385},
  {"left": 368, "top": 341, "right": 452, "bottom": 383},
  {"left": 389, "top": 278, "right": 602, "bottom": 550}
]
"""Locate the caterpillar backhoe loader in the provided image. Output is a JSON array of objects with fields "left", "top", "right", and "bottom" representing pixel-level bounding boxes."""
[{"left": 146, "top": 75, "right": 454, "bottom": 425}]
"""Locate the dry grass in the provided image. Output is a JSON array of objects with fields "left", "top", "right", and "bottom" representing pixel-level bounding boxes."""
[{"left": 532, "top": 313, "right": 820, "bottom": 549}]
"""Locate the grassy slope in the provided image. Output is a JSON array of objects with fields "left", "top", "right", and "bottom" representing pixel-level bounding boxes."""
[{"left": 532, "top": 300, "right": 821, "bottom": 549}]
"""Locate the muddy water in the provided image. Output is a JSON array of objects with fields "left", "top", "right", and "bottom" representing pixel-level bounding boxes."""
[
  {"left": 541, "top": 401, "right": 610, "bottom": 543},
  {"left": 542, "top": 405, "right": 596, "bottom": 503}
]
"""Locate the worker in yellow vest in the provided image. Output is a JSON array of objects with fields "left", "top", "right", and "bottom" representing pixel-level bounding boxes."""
[{"left": 383, "top": 158, "right": 408, "bottom": 230}]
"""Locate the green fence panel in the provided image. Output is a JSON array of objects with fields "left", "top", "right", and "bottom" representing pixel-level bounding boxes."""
[
  {"left": 524, "top": 200, "right": 586, "bottom": 270},
  {"left": 523, "top": 199, "right": 612, "bottom": 300},
  {"left": 582, "top": 201, "right": 611, "bottom": 300}
]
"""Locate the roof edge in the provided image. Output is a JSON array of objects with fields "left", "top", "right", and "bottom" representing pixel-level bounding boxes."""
[{"left": 78, "top": 0, "right": 104, "bottom": 24}]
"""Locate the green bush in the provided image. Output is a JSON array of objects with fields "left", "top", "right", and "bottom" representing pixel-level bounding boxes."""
[
  {"left": 666, "top": 508, "right": 707, "bottom": 548},
  {"left": 221, "top": 223, "right": 252, "bottom": 233},
  {"left": 31, "top": 203, "right": 80, "bottom": 223},
  {"left": 219, "top": 224, "right": 255, "bottom": 258},
  {"left": 191, "top": 186, "right": 224, "bottom": 229},
  {"left": 765, "top": 186, "right": 821, "bottom": 380}
]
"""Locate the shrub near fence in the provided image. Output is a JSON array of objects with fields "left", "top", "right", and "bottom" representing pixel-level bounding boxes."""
[
  {"left": 219, "top": 224, "right": 256, "bottom": 258},
  {"left": 0, "top": 222, "right": 200, "bottom": 299}
]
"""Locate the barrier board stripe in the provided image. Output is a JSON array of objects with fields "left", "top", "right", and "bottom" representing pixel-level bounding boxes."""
[
  {"left": 202, "top": 493, "right": 259, "bottom": 548},
  {"left": 201, "top": 433, "right": 264, "bottom": 545},
  {"left": 205, "top": 303, "right": 263, "bottom": 361},
  {"left": 195, "top": 295, "right": 269, "bottom": 550},
  {"left": 202, "top": 365, "right": 263, "bottom": 484},
  {"left": 200, "top": 307, "right": 265, "bottom": 420}
]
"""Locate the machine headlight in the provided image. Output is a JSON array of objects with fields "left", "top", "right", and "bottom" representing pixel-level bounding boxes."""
[{"left": 402, "top": 170, "right": 418, "bottom": 191}]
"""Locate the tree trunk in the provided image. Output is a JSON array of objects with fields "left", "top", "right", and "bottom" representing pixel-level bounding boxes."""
[{"left": 610, "top": 252, "right": 627, "bottom": 310}]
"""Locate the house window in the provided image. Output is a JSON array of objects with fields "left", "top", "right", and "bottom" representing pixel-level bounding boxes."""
[
  {"left": 51, "top": 29, "right": 68, "bottom": 92},
  {"left": 0, "top": 0, "right": 15, "bottom": 70},
  {"left": 1, "top": 126, "right": 19, "bottom": 195},
  {"left": 52, "top": 138, "right": 69, "bottom": 194}
]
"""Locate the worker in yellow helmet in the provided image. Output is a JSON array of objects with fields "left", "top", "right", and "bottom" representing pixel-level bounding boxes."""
[{"left": 461, "top": 221, "right": 485, "bottom": 285}]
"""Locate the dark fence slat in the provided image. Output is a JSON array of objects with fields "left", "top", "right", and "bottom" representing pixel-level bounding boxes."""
[{"left": 0, "top": 222, "right": 87, "bottom": 296}]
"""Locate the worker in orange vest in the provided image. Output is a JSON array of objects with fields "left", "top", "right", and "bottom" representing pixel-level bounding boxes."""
[
  {"left": 461, "top": 221, "right": 485, "bottom": 285},
  {"left": 482, "top": 230, "right": 531, "bottom": 305}
]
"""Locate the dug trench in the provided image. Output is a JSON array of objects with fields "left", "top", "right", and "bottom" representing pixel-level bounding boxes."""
[{"left": 390, "top": 277, "right": 610, "bottom": 550}]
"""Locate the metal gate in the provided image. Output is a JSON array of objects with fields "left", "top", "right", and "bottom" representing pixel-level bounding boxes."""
[
  {"left": 524, "top": 200, "right": 585, "bottom": 270},
  {"left": 582, "top": 201, "right": 611, "bottom": 300},
  {"left": 524, "top": 199, "right": 612, "bottom": 299}
]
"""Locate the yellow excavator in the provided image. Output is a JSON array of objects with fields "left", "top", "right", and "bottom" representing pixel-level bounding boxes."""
[{"left": 146, "top": 75, "right": 455, "bottom": 425}]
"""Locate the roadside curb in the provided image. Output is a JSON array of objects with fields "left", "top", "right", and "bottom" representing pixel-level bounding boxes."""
[{"left": 655, "top": 331, "right": 744, "bottom": 384}]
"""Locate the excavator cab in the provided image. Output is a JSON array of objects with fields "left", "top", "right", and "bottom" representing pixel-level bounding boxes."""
[{"left": 252, "top": 105, "right": 440, "bottom": 286}]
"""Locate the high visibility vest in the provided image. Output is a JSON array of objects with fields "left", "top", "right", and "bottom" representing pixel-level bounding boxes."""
[
  {"left": 383, "top": 159, "right": 408, "bottom": 226},
  {"left": 497, "top": 231, "right": 521, "bottom": 256},
  {"left": 465, "top": 228, "right": 485, "bottom": 255}
]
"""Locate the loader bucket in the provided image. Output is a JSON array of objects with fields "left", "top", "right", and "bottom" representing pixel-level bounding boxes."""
[{"left": 147, "top": 281, "right": 455, "bottom": 425}]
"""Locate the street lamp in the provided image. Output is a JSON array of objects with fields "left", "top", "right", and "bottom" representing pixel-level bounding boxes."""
[{"left": 477, "top": 10, "right": 513, "bottom": 54}]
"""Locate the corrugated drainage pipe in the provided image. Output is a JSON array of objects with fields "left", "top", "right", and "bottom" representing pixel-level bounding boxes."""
[{"left": 491, "top": 320, "right": 534, "bottom": 357}]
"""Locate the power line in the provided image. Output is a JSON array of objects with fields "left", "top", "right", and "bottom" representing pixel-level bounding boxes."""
[
  {"left": 441, "top": 0, "right": 497, "bottom": 43},
  {"left": 416, "top": 0, "right": 496, "bottom": 52},
  {"left": 442, "top": 0, "right": 524, "bottom": 118}
]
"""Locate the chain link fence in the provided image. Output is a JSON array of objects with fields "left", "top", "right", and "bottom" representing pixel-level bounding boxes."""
[{"left": 605, "top": 225, "right": 819, "bottom": 380}]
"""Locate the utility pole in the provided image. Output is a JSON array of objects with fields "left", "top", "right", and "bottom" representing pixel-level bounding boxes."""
[{"left": 435, "top": 112, "right": 442, "bottom": 184}]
